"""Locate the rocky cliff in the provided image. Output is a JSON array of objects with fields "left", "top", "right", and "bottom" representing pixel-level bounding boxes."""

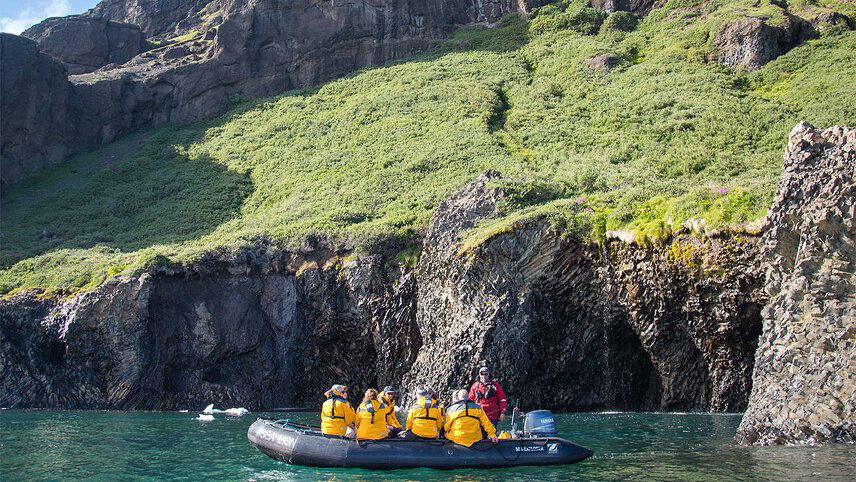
[
  {"left": 0, "top": 248, "right": 418, "bottom": 409},
  {"left": 4, "top": 127, "right": 853, "bottom": 431},
  {"left": 0, "top": 170, "right": 766, "bottom": 411},
  {"left": 0, "top": 34, "right": 77, "bottom": 190},
  {"left": 735, "top": 123, "right": 855, "bottom": 445},
  {"left": 403, "top": 171, "right": 764, "bottom": 412}
]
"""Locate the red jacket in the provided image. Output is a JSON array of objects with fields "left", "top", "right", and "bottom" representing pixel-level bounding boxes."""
[{"left": 468, "top": 380, "right": 507, "bottom": 420}]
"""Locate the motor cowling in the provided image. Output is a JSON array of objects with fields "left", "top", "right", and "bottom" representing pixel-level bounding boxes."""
[{"left": 523, "top": 410, "right": 557, "bottom": 437}]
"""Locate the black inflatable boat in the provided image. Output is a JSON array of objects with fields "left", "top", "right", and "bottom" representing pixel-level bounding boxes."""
[{"left": 247, "top": 418, "right": 594, "bottom": 469}]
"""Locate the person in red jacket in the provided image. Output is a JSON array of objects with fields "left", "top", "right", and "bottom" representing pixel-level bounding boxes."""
[{"left": 468, "top": 366, "right": 507, "bottom": 427}]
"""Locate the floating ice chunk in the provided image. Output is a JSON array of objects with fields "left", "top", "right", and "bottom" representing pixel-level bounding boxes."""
[
  {"left": 222, "top": 407, "right": 249, "bottom": 416},
  {"left": 196, "top": 414, "right": 215, "bottom": 421},
  {"left": 202, "top": 404, "right": 248, "bottom": 416}
]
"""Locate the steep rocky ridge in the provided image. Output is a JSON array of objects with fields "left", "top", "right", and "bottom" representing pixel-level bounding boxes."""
[{"left": 736, "top": 123, "right": 855, "bottom": 445}]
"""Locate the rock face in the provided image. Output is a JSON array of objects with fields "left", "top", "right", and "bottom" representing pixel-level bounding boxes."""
[
  {"left": 2, "top": 0, "right": 545, "bottom": 188},
  {"left": 403, "top": 171, "right": 765, "bottom": 411},
  {"left": 89, "top": 0, "right": 211, "bottom": 37},
  {"left": 0, "top": 34, "right": 76, "bottom": 190},
  {"left": 0, "top": 251, "right": 417, "bottom": 409},
  {"left": 714, "top": 15, "right": 813, "bottom": 70},
  {"left": 591, "top": 0, "right": 659, "bottom": 16},
  {"left": 22, "top": 16, "right": 147, "bottom": 74},
  {"left": 736, "top": 123, "right": 855, "bottom": 445}
]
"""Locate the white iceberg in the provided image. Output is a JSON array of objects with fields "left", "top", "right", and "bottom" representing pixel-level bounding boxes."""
[
  {"left": 222, "top": 407, "right": 249, "bottom": 416},
  {"left": 202, "top": 404, "right": 249, "bottom": 416}
]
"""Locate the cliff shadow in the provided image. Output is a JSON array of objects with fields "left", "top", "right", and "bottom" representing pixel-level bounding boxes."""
[{"left": 0, "top": 123, "right": 253, "bottom": 270}]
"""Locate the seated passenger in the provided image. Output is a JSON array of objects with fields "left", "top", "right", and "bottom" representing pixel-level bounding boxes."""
[
  {"left": 320, "top": 384, "right": 356, "bottom": 436},
  {"left": 404, "top": 387, "right": 444, "bottom": 439},
  {"left": 380, "top": 386, "right": 403, "bottom": 436},
  {"left": 443, "top": 389, "right": 498, "bottom": 447},
  {"left": 355, "top": 388, "right": 392, "bottom": 440}
]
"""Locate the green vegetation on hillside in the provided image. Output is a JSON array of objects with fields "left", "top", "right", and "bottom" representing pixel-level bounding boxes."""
[{"left": 2, "top": 0, "right": 855, "bottom": 296}]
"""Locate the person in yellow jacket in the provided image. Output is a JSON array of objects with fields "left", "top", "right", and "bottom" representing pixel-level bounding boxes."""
[
  {"left": 443, "top": 389, "right": 498, "bottom": 447},
  {"left": 404, "top": 387, "right": 444, "bottom": 439},
  {"left": 381, "top": 386, "right": 403, "bottom": 436},
  {"left": 320, "top": 384, "right": 356, "bottom": 436},
  {"left": 355, "top": 388, "right": 392, "bottom": 440}
]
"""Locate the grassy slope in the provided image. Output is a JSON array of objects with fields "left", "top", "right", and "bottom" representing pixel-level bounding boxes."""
[{"left": 2, "top": 0, "right": 854, "bottom": 295}]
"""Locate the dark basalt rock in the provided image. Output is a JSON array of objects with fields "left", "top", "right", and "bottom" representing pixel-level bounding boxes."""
[
  {"left": 585, "top": 54, "right": 623, "bottom": 72},
  {"left": 736, "top": 122, "right": 855, "bottom": 446},
  {"left": 88, "top": 0, "right": 211, "bottom": 37},
  {"left": 22, "top": 16, "right": 147, "bottom": 74},
  {"left": 714, "top": 14, "right": 814, "bottom": 70},
  {"left": 0, "top": 34, "right": 76, "bottom": 190},
  {"left": 0, "top": 254, "right": 418, "bottom": 410},
  {"left": 590, "top": 0, "right": 659, "bottom": 16},
  {"left": 809, "top": 12, "right": 854, "bottom": 33},
  {"left": 402, "top": 171, "right": 765, "bottom": 411}
]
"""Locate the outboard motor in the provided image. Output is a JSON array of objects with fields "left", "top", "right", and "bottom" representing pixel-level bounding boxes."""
[{"left": 523, "top": 410, "right": 557, "bottom": 437}]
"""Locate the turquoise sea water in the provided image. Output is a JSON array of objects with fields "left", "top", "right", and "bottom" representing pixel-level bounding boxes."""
[{"left": 1, "top": 410, "right": 853, "bottom": 481}]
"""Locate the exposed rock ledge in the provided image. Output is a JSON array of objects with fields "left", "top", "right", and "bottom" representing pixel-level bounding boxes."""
[{"left": 736, "top": 123, "right": 855, "bottom": 445}]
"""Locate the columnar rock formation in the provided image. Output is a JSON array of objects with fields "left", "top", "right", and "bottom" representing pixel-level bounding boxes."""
[
  {"left": 0, "top": 251, "right": 417, "bottom": 409},
  {"left": 403, "top": 171, "right": 764, "bottom": 411},
  {"left": 5, "top": 126, "right": 854, "bottom": 433},
  {"left": 736, "top": 123, "right": 855, "bottom": 445}
]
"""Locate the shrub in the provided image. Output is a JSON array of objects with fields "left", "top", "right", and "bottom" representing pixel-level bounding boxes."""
[
  {"left": 602, "top": 11, "right": 639, "bottom": 32},
  {"left": 530, "top": 4, "right": 607, "bottom": 35}
]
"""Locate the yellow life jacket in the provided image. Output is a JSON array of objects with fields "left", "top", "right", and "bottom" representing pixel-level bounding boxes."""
[
  {"left": 443, "top": 400, "right": 496, "bottom": 447},
  {"left": 382, "top": 395, "right": 402, "bottom": 428},
  {"left": 320, "top": 390, "right": 355, "bottom": 436},
  {"left": 356, "top": 399, "right": 390, "bottom": 440},
  {"left": 406, "top": 397, "right": 443, "bottom": 438}
]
